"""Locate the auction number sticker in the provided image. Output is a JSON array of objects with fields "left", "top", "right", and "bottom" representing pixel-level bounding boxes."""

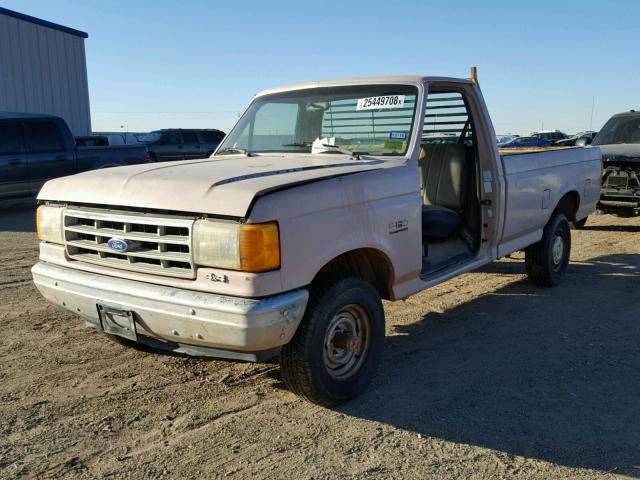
[{"left": 356, "top": 95, "right": 405, "bottom": 111}]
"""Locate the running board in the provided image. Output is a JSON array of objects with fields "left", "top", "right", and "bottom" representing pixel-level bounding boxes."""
[{"left": 420, "top": 252, "right": 475, "bottom": 278}]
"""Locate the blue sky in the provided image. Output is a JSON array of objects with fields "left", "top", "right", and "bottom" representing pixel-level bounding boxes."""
[{"left": 3, "top": 0, "right": 639, "bottom": 135}]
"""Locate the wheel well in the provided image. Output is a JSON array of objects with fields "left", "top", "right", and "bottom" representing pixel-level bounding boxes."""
[
  {"left": 554, "top": 191, "right": 580, "bottom": 222},
  {"left": 317, "top": 248, "right": 395, "bottom": 300}
]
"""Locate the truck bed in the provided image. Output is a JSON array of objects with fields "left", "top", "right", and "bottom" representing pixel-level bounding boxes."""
[
  {"left": 499, "top": 146, "right": 576, "bottom": 155},
  {"left": 498, "top": 146, "right": 602, "bottom": 257}
]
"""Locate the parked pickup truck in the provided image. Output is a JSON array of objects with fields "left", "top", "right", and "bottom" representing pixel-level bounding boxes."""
[
  {"left": 0, "top": 113, "right": 151, "bottom": 200},
  {"left": 32, "top": 72, "right": 602, "bottom": 406}
]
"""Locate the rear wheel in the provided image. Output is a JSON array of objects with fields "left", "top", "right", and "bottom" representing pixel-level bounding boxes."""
[
  {"left": 525, "top": 212, "right": 571, "bottom": 286},
  {"left": 280, "top": 274, "right": 384, "bottom": 406}
]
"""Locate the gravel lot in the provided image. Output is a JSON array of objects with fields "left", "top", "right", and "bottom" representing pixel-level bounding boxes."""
[{"left": 1, "top": 202, "right": 639, "bottom": 479}]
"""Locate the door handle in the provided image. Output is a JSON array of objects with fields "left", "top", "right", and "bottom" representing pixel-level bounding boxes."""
[
  {"left": 55, "top": 155, "right": 69, "bottom": 161},
  {"left": 178, "top": 145, "right": 184, "bottom": 149},
  {"left": 8, "top": 158, "right": 22, "bottom": 166},
  {"left": 195, "top": 145, "right": 201, "bottom": 148}
]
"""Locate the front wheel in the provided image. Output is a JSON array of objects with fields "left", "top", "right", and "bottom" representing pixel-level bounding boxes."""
[
  {"left": 525, "top": 212, "right": 571, "bottom": 286},
  {"left": 280, "top": 274, "right": 385, "bottom": 406}
]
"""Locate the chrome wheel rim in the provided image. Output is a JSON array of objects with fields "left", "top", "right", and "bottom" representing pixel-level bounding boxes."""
[
  {"left": 323, "top": 304, "right": 370, "bottom": 380},
  {"left": 552, "top": 234, "right": 564, "bottom": 268}
]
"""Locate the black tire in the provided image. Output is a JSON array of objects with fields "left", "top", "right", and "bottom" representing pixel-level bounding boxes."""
[
  {"left": 571, "top": 217, "right": 588, "bottom": 229},
  {"left": 280, "top": 274, "right": 385, "bottom": 406},
  {"left": 148, "top": 152, "right": 158, "bottom": 163},
  {"left": 525, "top": 212, "right": 571, "bottom": 286}
]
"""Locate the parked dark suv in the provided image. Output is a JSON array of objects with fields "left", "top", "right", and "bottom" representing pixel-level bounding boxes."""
[
  {"left": 592, "top": 110, "right": 640, "bottom": 216},
  {"left": 532, "top": 130, "right": 570, "bottom": 143},
  {"left": 140, "top": 129, "right": 225, "bottom": 162}
]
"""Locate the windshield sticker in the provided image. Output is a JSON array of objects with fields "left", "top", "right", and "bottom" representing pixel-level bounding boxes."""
[
  {"left": 356, "top": 95, "right": 405, "bottom": 111},
  {"left": 389, "top": 131, "right": 408, "bottom": 140}
]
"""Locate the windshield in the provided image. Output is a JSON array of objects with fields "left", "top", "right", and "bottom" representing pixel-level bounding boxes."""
[
  {"left": 593, "top": 116, "right": 640, "bottom": 145},
  {"left": 216, "top": 84, "right": 419, "bottom": 157},
  {"left": 140, "top": 131, "right": 162, "bottom": 143}
]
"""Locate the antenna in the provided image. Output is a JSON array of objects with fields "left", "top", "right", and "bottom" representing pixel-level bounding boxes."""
[
  {"left": 470, "top": 66, "right": 478, "bottom": 84},
  {"left": 589, "top": 96, "right": 595, "bottom": 131}
]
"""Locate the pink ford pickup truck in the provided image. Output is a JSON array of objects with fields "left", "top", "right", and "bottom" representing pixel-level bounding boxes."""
[{"left": 32, "top": 71, "right": 602, "bottom": 405}]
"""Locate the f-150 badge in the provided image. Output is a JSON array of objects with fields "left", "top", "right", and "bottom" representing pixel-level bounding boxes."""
[
  {"left": 205, "top": 273, "right": 229, "bottom": 283},
  {"left": 389, "top": 219, "right": 408, "bottom": 234}
]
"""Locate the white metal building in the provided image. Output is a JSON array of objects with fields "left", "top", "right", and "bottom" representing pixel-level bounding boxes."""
[{"left": 0, "top": 7, "right": 91, "bottom": 134}]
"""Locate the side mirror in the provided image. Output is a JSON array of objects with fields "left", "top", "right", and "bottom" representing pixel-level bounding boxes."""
[{"left": 575, "top": 138, "right": 591, "bottom": 147}]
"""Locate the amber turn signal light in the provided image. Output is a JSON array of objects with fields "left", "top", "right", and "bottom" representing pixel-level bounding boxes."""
[{"left": 239, "top": 222, "right": 280, "bottom": 272}]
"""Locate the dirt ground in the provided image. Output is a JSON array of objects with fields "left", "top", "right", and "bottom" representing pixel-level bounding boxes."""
[{"left": 1, "top": 202, "right": 639, "bottom": 479}]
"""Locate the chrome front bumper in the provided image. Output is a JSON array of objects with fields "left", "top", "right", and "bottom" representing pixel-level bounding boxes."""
[{"left": 32, "top": 262, "right": 309, "bottom": 361}]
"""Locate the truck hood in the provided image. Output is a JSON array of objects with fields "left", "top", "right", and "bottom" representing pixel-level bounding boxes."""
[
  {"left": 596, "top": 144, "right": 640, "bottom": 164},
  {"left": 38, "top": 154, "right": 388, "bottom": 217}
]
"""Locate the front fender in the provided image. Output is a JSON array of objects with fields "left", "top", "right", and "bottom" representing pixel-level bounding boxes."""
[{"left": 248, "top": 163, "right": 423, "bottom": 294}]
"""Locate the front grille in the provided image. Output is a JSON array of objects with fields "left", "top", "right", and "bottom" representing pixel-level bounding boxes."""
[
  {"left": 606, "top": 175, "right": 628, "bottom": 188},
  {"left": 63, "top": 208, "right": 196, "bottom": 279}
]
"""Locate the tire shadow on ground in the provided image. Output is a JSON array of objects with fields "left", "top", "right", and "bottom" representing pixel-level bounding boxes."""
[{"left": 340, "top": 254, "right": 640, "bottom": 474}]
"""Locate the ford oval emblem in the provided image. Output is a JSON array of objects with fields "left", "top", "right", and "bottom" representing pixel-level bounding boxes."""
[{"left": 107, "top": 238, "right": 129, "bottom": 252}]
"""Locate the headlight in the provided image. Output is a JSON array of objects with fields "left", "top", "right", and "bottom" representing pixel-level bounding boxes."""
[
  {"left": 193, "top": 220, "right": 280, "bottom": 272},
  {"left": 36, "top": 205, "right": 65, "bottom": 244}
]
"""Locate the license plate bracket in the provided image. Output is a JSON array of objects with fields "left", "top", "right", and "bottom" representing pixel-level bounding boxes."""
[{"left": 97, "top": 304, "right": 138, "bottom": 341}]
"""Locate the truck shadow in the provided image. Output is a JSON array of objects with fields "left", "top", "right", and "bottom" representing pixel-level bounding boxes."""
[
  {"left": 0, "top": 199, "right": 37, "bottom": 232},
  {"left": 340, "top": 254, "right": 640, "bottom": 474},
  {"left": 581, "top": 224, "right": 640, "bottom": 233}
]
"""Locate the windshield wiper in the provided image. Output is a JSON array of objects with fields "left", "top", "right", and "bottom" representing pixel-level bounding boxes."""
[
  {"left": 217, "top": 147, "right": 254, "bottom": 156},
  {"left": 282, "top": 142, "right": 365, "bottom": 158},
  {"left": 282, "top": 142, "right": 312, "bottom": 147},
  {"left": 320, "top": 147, "right": 367, "bottom": 160},
  {"left": 322, "top": 144, "right": 369, "bottom": 159}
]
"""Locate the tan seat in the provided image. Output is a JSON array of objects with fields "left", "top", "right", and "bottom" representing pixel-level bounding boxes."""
[{"left": 418, "top": 143, "right": 468, "bottom": 240}]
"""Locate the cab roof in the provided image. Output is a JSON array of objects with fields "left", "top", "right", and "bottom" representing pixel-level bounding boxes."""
[{"left": 255, "top": 75, "right": 472, "bottom": 97}]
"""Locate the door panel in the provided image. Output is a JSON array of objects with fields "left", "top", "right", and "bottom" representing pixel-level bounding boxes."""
[
  {"left": 157, "top": 131, "right": 184, "bottom": 161},
  {"left": 181, "top": 130, "right": 202, "bottom": 159},
  {"left": 0, "top": 121, "right": 29, "bottom": 199},
  {"left": 24, "top": 120, "right": 76, "bottom": 194}
]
